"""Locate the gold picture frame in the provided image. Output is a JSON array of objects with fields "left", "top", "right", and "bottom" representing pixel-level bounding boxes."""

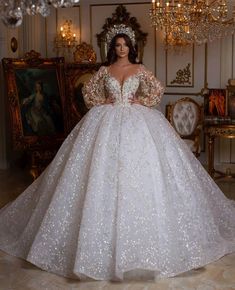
[
  {"left": 65, "top": 63, "right": 101, "bottom": 129},
  {"left": 226, "top": 85, "right": 235, "bottom": 120},
  {"left": 204, "top": 88, "right": 226, "bottom": 117},
  {"left": 2, "top": 50, "right": 69, "bottom": 151}
]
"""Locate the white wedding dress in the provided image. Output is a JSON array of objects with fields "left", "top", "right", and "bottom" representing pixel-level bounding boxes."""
[{"left": 0, "top": 65, "right": 234, "bottom": 281}]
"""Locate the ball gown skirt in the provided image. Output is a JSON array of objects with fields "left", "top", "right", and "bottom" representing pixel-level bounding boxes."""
[
  {"left": 0, "top": 104, "right": 234, "bottom": 280},
  {"left": 0, "top": 66, "right": 234, "bottom": 281}
]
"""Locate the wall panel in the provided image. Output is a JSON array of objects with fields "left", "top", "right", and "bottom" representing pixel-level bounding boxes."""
[
  {"left": 46, "top": 6, "right": 81, "bottom": 58},
  {"left": 207, "top": 40, "right": 221, "bottom": 88}
]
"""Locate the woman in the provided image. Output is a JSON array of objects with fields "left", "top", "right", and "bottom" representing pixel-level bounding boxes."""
[
  {"left": 22, "top": 81, "right": 56, "bottom": 136},
  {"left": 0, "top": 31, "right": 234, "bottom": 281}
]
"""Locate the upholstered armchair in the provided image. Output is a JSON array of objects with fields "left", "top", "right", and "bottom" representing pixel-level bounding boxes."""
[{"left": 166, "top": 97, "right": 204, "bottom": 157}]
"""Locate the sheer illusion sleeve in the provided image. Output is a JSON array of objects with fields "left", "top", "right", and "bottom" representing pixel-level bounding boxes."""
[
  {"left": 82, "top": 66, "right": 107, "bottom": 109},
  {"left": 137, "top": 65, "right": 164, "bottom": 107}
]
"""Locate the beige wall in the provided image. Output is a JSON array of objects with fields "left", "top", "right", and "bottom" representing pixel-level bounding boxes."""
[{"left": 0, "top": 0, "right": 235, "bottom": 169}]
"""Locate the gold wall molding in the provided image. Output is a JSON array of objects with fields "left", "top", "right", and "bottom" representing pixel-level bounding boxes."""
[{"left": 166, "top": 45, "right": 194, "bottom": 88}]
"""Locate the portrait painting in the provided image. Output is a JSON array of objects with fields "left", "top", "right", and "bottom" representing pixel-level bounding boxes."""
[
  {"left": 204, "top": 89, "right": 226, "bottom": 117},
  {"left": 2, "top": 52, "right": 68, "bottom": 151},
  {"left": 15, "top": 68, "right": 64, "bottom": 136}
]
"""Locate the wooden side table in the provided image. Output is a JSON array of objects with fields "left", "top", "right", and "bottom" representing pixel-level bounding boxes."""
[{"left": 204, "top": 124, "right": 235, "bottom": 179}]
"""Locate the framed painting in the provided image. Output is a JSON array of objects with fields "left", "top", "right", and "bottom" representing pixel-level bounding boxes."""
[
  {"left": 2, "top": 50, "right": 69, "bottom": 151},
  {"left": 204, "top": 88, "right": 226, "bottom": 117},
  {"left": 226, "top": 85, "right": 235, "bottom": 119},
  {"left": 65, "top": 63, "right": 101, "bottom": 129}
]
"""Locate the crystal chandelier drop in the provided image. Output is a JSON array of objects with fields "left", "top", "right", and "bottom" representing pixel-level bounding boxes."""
[
  {"left": 0, "top": 0, "right": 80, "bottom": 28},
  {"left": 150, "top": 0, "right": 235, "bottom": 47}
]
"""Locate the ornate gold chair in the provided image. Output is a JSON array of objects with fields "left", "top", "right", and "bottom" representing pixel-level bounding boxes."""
[{"left": 166, "top": 97, "right": 204, "bottom": 157}]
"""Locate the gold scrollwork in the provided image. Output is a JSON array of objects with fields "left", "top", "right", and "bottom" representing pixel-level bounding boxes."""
[
  {"left": 73, "top": 42, "right": 97, "bottom": 64},
  {"left": 205, "top": 125, "right": 235, "bottom": 138},
  {"left": 171, "top": 63, "right": 191, "bottom": 85},
  {"left": 24, "top": 50, "right": 44, "bottom": 66}
]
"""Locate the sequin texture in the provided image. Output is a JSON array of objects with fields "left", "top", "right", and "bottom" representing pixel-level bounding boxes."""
[{"left": 0, "top": 65, "right": 234, "bottom": 281}]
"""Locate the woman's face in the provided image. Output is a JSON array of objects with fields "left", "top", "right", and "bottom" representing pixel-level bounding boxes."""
[
  {"left": 35, "top": 83, "right": 42, "bottom": 92},
  {"left": 115, "top": 37, "right": 129, "bottom": 59}
]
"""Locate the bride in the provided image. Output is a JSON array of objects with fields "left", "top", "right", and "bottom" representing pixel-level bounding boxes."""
[{"left": 0, "top": 25, "right": 234, "bottom": 281}]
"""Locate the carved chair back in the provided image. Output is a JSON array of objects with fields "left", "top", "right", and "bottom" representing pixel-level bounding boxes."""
[{"left": 166, "top": 97, "right": 204, "bottom": 157}]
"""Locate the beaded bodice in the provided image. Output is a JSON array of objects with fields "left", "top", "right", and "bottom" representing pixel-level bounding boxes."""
[
  {"left": 105, "top": 72, "right": 140, "bottom": 106},
  {"left": 83, "top": 65, "right": 164, "bottom": 109}
]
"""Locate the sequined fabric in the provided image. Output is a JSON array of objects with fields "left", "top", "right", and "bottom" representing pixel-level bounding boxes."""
[{"left": 0, "top": 66, "right": 234, "bottom": 281}]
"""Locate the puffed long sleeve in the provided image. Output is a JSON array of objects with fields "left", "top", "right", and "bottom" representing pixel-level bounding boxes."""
[
  {"left": 82, "top": 66, "right": 107, "bottom": 109},
  {"left": 137, "top": 66, "right": 164, "bottom": 107}
]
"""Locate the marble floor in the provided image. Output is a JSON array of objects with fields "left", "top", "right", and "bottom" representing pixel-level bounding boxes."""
[{"left": 0, "top": 168, "right": 235, "bottom": 290}]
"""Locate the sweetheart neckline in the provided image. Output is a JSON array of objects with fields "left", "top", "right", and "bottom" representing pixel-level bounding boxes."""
[{"left": 106, "top": 66, "right": 142, "bottom": 88}]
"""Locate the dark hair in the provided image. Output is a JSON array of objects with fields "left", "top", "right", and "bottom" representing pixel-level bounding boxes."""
[
  {"left": 106, "top": 33, "right": 138, "bottom": 65},
  {"left": 35, "top": 80, "right": 43, "bottom": 91}
]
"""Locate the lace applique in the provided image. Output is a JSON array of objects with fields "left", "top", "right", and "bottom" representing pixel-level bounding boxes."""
[
  {"left": 82, "top": 66, "right": 107, "bottom": 109},
  {"left": 82, "top": 65, "right": 165, "bottom": 108},
  {"left": 136, "top": 65, "right": 165, "bottom": 107}
]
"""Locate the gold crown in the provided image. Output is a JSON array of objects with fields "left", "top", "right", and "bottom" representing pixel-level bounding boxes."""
[{"left": 106, "top": 24, "right": 136, "bottom": 48}]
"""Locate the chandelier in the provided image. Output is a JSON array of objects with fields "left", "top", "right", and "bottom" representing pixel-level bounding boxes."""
[
  {"left": 0, "top": 0, "right": 80, "bottom": 28},
  {"left": 150, "top": 0, "right": 235, "bottom": 47},
  {"left": 54, "top": 20, "right": 77, "bottom": 55}
]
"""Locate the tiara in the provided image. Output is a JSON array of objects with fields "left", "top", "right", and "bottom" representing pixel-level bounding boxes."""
[{"left": 106, "top": 24, "right": 136, "bottom": 48}]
